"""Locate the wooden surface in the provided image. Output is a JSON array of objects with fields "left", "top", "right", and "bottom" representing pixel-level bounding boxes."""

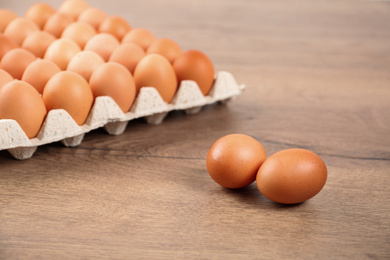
[{"left": 1, "top": 0, "right": 390, "bottom": 259}]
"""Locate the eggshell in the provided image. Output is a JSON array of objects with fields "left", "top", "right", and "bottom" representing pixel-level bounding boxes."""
[
  {"left": 3, "top": 17, "right": 40, "bottom": 46},
  {"left": 89, "top": 62, "right": 136, "bottom": 113},
  {"left": 22, "top": 59, "right": 61, "bottom": 94},
  {"left": 0, "top": 9, "right": 18, "bottom": 33},
  {"left": 122, "top": 28, "right": 156, "bottom": 50},
  {"left": 173, "top": 49, "right": 215, "bottom": 96},
  {"left": 44, "top": 12, "right": 75, "bottom": 38},
  {"left": 147, "top": 38, "right": 182, "bottom": 63},
  {"left": 42, "top": 71, "right": 93, "bottom": 125},
  {"left": 58, "top": 0, "right": 90, "bottom": 20},
  {"left": 0, "top": 69, "right": 13, "bottom": 89},
  {"left": 78, "top": 7, "right": 107, "bottom": 30},
  {"left": 61, "top": 21, "right": 96, "bottom": 48},
  {"left": 84, "top": 33, "right": 120, "bottom": 61},
  {"left": 0, "top": 48, "right": 36, "bottom": 79},
  {"left": 24, "top": 2, "right": 56, "bottom": 29},
  {"left": 0, "top": 80, "right": 47, "bottom": 138},
  {"left": 44, "top": 38, "right": 81, "bottom": 70},
  {"left": 99, "top": 16, "right": 131, "bottom": 40},
  {"left": 67, "top": 50, "right": 105, "bottom": 81},
  {"left": 256, "top": 148, "right": 327, "bottom": 204},
  {"left": 0, "top": 33, "right": 18, "bottom": 60},
  {"left": 133, "top": 54, "right": 178, "bottom": 103},
  {"left": 206, "top": 134, "right": 267, "bottom": 189},
  {"left": 21, "top": 30, "right": 56, "bottom": 58},
  {"left": 109, "top": 42, "right": 145, "bottom": 74}
]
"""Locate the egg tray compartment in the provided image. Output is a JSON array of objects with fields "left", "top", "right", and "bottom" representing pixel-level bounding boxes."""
[{"left": 0, "top": 71, "right": 244, "bottom": 160}]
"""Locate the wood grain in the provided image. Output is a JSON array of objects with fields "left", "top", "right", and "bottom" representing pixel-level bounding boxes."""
[{"left": 1, "top": 0, "right": 390, "bottom": 259}]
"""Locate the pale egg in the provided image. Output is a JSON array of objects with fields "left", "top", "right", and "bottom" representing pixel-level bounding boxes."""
[
  {"left": 61, "top": 21, "right": 96, "bottom": 48},
  {"left": 67, "top": 50, "right": 105, "bottom": 81},
  {"left": 44, "top": 38, "right": 81, "bottom": 70},
  {"left": 84, "top": 33, "right": 120, "bottom": 61}
]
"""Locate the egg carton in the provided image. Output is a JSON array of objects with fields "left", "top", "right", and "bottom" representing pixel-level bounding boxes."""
[{"left": 0, "top": 71, "right": 244, "bottom": 160}]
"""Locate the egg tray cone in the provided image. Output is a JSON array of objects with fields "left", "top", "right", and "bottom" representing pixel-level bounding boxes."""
[{"left": 0, "top": 71, "right": 245, "bottom": 160}]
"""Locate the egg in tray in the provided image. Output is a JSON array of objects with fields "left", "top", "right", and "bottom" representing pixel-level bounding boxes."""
[{"left": 0, "top": 0, "right": 244, "bottom": 160}]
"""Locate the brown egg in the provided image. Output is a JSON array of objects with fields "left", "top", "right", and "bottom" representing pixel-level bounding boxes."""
[
  {"left": 89, "top": 62, "right": 136, "bottom": 113},
  {"left": 58, "top": 0, "right": 90, "bottom": 20},
  {"left": 173, "top": 49, "right": 215, "bottom": 95},
  {"left": 24, "top": 2, "right": 56, "bottom": 29},
  {"left": 122, "top": 28, "right": 156, "bottom": 50},
  {"left": 99, "top": 16, "right": 131, "bottom": 40},
  {"left": 42, "top": 71, "right": 93, "bottom": 125},
  {"left": 0, "top": 33, "right": 18, "bottom": 60},
  {"left": 0, "top": 80, "right": 47, "bottom": 138},
  {"left": 0, "top": 69, "right": 13, "bottom": 89},
  {"left": 206, "top": 134, "right": 267, "bottom": 189},
  {"left": 109, "top": 42, "right": 145, "bottom": 74},
  {"left": 78, "top": 7, "right": 107, "bottom": 30},
  {"left": 22, "top": 31, "right": 56, "bottom": 58},
  {"left": 44, "top": 38, "right": 81, "bottom": 70},
  {"left": 84, "top": 33, "right": 120, "bottom": 61},
  {"left": 257, "top": 149, "right": 327, "bottom": 204},
  {"left": 61, "top": 21, "right": 96, "bottom": 48},
  {"left": 0, "top": 9, "right": 18, "bottom": 33},
  {"left": 133, "top": 54, "right": 178, "bottom": 103},
  {"left": 147, "top": 38, "right": 182, "bottom": 63},
  {"left": 44, "top": 12, "right": 75, "bottom": 38},
  {"left": 67, "top": 50, "right": 105, "bottom": 81},
  {"left": 0, "top": 48, "right": 36, "bottom": 79},
  {"left": 3, "top": 17, "right": 40, "bottom": 46},
  {"left": 22, "top": 59, "right": 61, "bottom": 94}
]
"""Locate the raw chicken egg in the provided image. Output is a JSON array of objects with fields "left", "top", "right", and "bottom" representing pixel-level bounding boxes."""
[
  {"left": 122, "top": 28, "right": 156, "bottom": 51},
  {"left": 109, "top": 42, "right": 145, "bottom": 74},
  {"left": 173, "top": 49, "right": 215, "bottom": 96},
  {"left": 133, "top": 54, "right": 178, "bottom": 103},
  {"left": 3, "top": 17, "right": 40, "bottom": 46},
  {"left": 0, "top": 69, "right": 13, "bottom": 89},
  {"left": 22, "top": 30, "right": 56, "bottom": 58},
  {"left": 84, "top": 33, "right": 120, "bottom": 61},
  {"left": 78, "top": 7, "right": 107, "bottom": 30},
  {"left": 256, "top": 148, "right": 327, "bottom": 204},
  {"left": 44, "top": 38, "right": 81, "bottom": 70},
  {"left": 206, "top": 134, "right": 267, "bottom": 189},
  {"left": 99, "top": 15, "right": 131, "bottom": 40},
  {"left": 67, "top": 50, "right": 105, "bottom": 81},
  {"left": 147, "top": 38, "right": 182, "bottom": 63},
  {"left": 22, "top": 59, "right": 61, "bottom": 94},
  {"left": 24, "top": 2, "right": 56, "bottom": 29},
  {"left": 89, "top": 62, "right": 136, "bottom": 113},
  {"left": 42, "top": 71, "right": 93, "bottom": 125},
  {"left": 0, "top": 48, "right": 36, "bottom": 79},
  {"left": 0, "top": 80, "right": 47, "bottom": 138},
  {"left": 44, "top": 12, "right": 75, "bottom": 38},
  {"left": 0, "top": 9, "right": 18, "bottom": 33},
  {"left": 58, "top": 0, "right": 90, "bottom": 20},
  {"left": 0, "top": 33, "right": 18, "bottom": 60},
  {"left": 61, "top": 21, "right": 96, "bottom": 48}
]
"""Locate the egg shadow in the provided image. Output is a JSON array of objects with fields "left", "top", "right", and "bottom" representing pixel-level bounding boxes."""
[{"left": 220, "top": 184, "right": 269, "bottom": 207}]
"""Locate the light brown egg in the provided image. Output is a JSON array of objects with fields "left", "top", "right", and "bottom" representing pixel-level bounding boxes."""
[
  {"left": 122, "top": 28, "right": 156, "bottom": 50},
  {"left": 67, "top": 50, "right": 105, "bottom": 81},
  {"left": 206, "top": 134, "right": 267, "bottom": 189},
  {"left": 0, "top": 48, "right": 36, "bottom": 79},
  {"left": 173, "top": 49, "right": 215, "bottom": 95},
  {"left": 0, "top": 69, "right": 13, "bottom": 89},
  {"left": 44, "top": 12, "right": 75, "bottom": 38},
  {"left": 109, "top": 42, "right": 145, "bottom": 74},
  {"left": 0, "top": 33, "right": 18, "bottom": 60},
  {"left": 42, "top": 71, "right": 93, "bottom": 125},
  {"left": 0, "top": 80, "right": 47, "bottom": 138},
  {"left": 3, "top": 17, "right": 40, "bottom": 46},
  {"left": 147, "top": 38, "right": 182, "bottom": 63},
  {"left": 61, "top": 21, "right": 96, "bottom": 48},
  {"left": 22, "top": 59, "right": 61, "bottom": 94},
  {"left": 99, "top": 16, "right": 131, "bottom": 40},
  {"left": 21, "top": 30, "right": 56, "bottom": 58},
  {"left": 256, "top": 148, "right": 327, "bottom": 204},
  {"left": 78, "top": 7, "right": 107, "bottom": 30},
  {"left": 44, "top": 38, "right": 81, "bottom": 70},
  {"left": 89, "top": 62, "right": 136, "bottom": 113},
  {"left": 0, "top": 9, "right": 18, "bottom": 33},
  {"left": 58, "top": 0, "right": 90, "bottom": 20},
  {"left": 133, "top": 54, "right": 178, "bottom": 103},
  {"left": 84, "top": 33, "right": 120, "bottom": 61},
  {"left": 24, "top": 2, "right": 56, "bottom": 29}
]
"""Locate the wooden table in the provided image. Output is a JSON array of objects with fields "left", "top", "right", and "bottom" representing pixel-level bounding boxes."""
[{"left": 1, "top": 0, "right": 389, "bottom": 259}]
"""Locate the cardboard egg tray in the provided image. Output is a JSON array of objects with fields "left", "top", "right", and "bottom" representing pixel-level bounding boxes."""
[{"left": 0, "top": 71, "right": 244, "bottom": 160}]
